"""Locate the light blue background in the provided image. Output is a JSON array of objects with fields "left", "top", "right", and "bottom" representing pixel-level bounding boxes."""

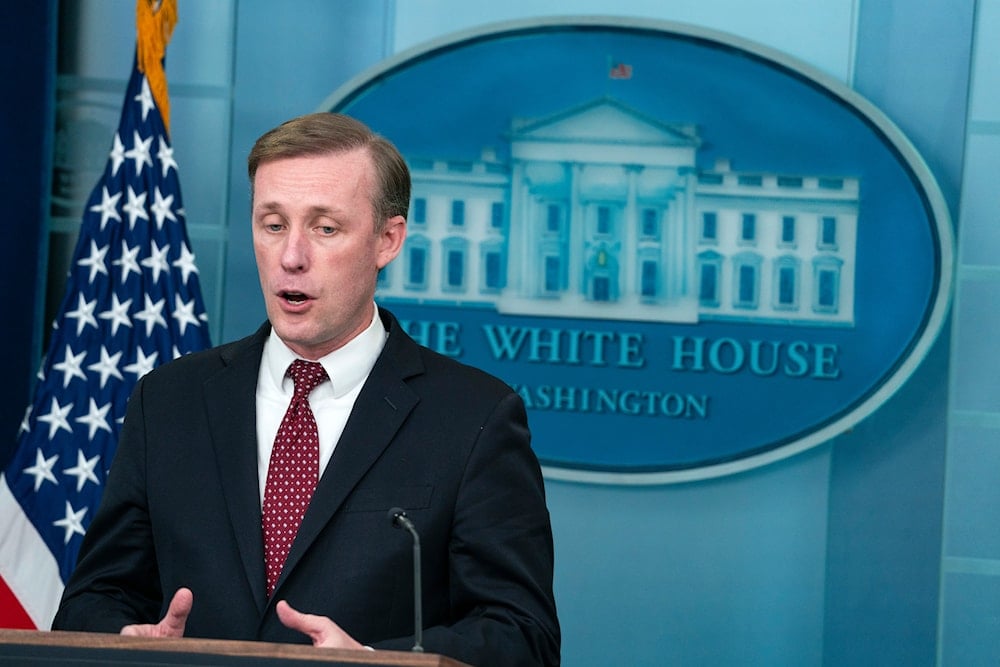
[{"left": 40, "top": 1, "right": 996, "bottom": 664}]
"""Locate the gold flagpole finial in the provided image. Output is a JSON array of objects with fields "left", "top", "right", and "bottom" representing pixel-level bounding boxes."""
[{"left": 135, "top": 0, "right": 178, "bottom": 132}]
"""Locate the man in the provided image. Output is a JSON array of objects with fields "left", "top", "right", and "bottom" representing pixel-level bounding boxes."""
[{"left": 52, "top": 113, "right": 561, "bottom": 667}]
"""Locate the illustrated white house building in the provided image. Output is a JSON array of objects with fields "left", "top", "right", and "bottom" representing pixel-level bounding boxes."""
[{"left": 377, "top": 98, "right": 859, "bottom": 326}]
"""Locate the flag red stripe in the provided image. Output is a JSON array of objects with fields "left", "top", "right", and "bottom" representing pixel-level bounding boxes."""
[{"left": 0, "top": 575, "right": 36, "bottom": 629}]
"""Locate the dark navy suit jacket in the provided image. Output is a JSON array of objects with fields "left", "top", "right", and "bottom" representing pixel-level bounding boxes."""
[{"left": 53, "top": 309, "right": 560, "bottom": 667}]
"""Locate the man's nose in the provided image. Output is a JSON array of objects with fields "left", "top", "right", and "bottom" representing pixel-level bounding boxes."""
[{"left": 280, "top": 228, "right": 308, "bottom": 271}]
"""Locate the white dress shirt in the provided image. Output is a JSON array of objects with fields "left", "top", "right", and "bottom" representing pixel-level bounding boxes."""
[{"left": 255, "top": 306, "right": 388, "bottom": 504}]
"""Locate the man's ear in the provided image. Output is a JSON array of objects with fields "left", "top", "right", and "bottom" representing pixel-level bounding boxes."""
[{"left": 376, "top": 215, "right": 407, "bottom": 269}]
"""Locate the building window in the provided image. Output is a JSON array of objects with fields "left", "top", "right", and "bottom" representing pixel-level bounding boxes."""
[
  {"left": 408, "top": 247, "right": 426, "bottom": 288},
  {"left": 818, "top": 216, "right": 837, "bottom": 249},
  {"left": 484, "top": 251, "right": 502, "bottom": 290},
  {"left": 451, "top": 200, "right": 465, "bottom": 227},
  {"left": 701, "top": 212, "right": 718, "bottom": 242},
  {"left": 592, "top": 276, "right": 610, "bottom": 301},
  {"left": 641, "top": 208, "right": 658, "bottom": 238},
  {"left": 697, "top": 253, "right": 722, "bottom": 307},
  {"left": 480, "top": 240, "right": 505, "bottom": 292},
  {"left": 412, "top": 197, "right": 426, "bottom": 225},
  {"left": 814, "top": 265, "right": 841, "bottom": 313},
  {"left": 491, "top": 202, "right": 504, "bottom": 229},
  {"left": 733, "top": 253, "right": 762, "bottom": 309},
  {"left": 737, "top": 265, "right": 757, "bottom": 305},
  {"left": 546, "top": 204, "right": 561, "bottom": 233},
  {"left": 773, "top": 257, "right": 800, "bottom": 310},
  {"left": 640, "top": 260, "right": 657, "bottom": 298},
  {"left": 596, "top": 205, "right": 611, "bottom": 235},
  {"left": 778, "top": 266, "right": 796, "bottom": 305},
  {"left": 544, "top": 255, "right": 560, "bottom": 292},
  {"left": 699, "top": 263, "right": 719, "bottom": 306},
  {"left": 740, "top": 213, "right": 756, "bottom": 244},
  {"left": 446, "top": 249, "right": 464, "bottom": 289},
  {"left": 781, "top": 216, "right": 796, "bottom": 245}
]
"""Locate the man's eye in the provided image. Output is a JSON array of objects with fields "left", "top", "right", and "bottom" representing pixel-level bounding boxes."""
[
  {"left": 266, "top": 224, "right": 284, "bottom": 232},
  {"left": 319, "top": 226, "right": 336, "bottom": 235}
]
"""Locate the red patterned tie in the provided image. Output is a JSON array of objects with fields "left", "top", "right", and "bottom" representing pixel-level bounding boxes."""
[{"left": 262, "top": 359, "right": 328, "bottom": 597}]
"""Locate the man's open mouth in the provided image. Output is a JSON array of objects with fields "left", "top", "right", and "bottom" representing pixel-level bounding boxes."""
[{"left": 281, "top": 291, "right": 309, "bottom": 304}]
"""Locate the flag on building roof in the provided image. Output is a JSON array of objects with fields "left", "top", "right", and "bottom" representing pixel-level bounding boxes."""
[
  {"left": 0, "top": 0, "right": 210, "bottom": 629},
  {"left": 609, "top": 61, "right": 633, "bottom": 80}
]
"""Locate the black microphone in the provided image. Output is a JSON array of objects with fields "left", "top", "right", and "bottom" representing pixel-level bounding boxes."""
[{"left": 387, "top": 507, "right": 423, "bottom": 652}]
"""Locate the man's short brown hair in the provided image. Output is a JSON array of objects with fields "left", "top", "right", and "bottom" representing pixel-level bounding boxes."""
[{"left": 248, "top": 113, "right": 410, "bottom": 231}]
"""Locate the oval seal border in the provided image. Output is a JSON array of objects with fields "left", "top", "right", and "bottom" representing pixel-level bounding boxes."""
[{"left": 321, "top": 16, "right": 954, "bottom": 485}]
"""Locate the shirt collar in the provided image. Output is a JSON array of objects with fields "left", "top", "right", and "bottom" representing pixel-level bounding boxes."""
[{"left": 261, "top": 305, "right": 387, "bottom": 399}]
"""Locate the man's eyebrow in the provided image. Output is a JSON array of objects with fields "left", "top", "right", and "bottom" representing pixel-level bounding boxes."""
[
  {"left": 252, "top": 201, "right": 283, "bottom": 214},
  {"left": 253, "top": 202, "right": 342, "bottom": 216}
]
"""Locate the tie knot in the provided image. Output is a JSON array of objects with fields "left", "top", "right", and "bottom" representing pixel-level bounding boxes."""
[{"left": 287, "top": 359, "right": 328, "bottom": 399}]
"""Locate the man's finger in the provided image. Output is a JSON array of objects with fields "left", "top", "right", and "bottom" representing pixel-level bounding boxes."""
[
  {"left": 161, "top": 587, "right": 194, "bottom": 635},
  {"left": 275, "top": 600, "right": 364, "bottom": 649},
  {"left": 275, "top": 600, "right": 320, "bottom": 638}
]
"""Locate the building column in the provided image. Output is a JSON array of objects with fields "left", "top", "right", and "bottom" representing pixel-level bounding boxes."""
[
  {"left": 569, "top": 162, "right": 584, "bottom": 296},
  {"left": 623, "top": 165, "right": 642, "bottom": 299}
]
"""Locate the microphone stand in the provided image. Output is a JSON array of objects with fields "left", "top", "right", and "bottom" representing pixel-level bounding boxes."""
[{"left": 388, "top": 508, "right": 423, "bottom": 652}]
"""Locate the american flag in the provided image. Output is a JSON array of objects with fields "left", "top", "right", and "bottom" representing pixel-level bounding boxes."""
[
  {"left": 0, "top": 32, "right": 210, "bottom": 628},
  {"left": 609, "top": 62, "right": 633, "bottom": 80}
]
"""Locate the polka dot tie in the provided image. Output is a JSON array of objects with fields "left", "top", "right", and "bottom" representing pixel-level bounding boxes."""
[{"left": 262, "top": 359, "right": 328, "bottom": 597}]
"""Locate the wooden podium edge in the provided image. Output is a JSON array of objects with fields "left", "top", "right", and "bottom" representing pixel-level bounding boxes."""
[{"left": 0, "top": 629, "right": 469, "bottom": 666}]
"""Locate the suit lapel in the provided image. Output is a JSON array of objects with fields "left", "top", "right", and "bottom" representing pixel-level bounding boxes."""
[
  {"left": 204, "top": 324, "right": 270, "bottom": 613},
  {"left": 273, "top": 310, "right": 423, "bottom": 597}
]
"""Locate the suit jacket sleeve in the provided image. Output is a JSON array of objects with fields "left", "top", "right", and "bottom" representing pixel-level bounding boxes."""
[{"left": 51, "top": 374, "right": 164, "bottom": 631}]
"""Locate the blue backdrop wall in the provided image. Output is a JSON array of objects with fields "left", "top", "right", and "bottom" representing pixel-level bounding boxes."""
[{"left": 12, "top": 0, "right": 996, "bottom": 664}]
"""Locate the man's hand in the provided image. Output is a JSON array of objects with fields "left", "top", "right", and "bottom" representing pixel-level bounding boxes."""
[
  {"left": 276, "top": 600, "right": 365, "bottom": 649},
  {"left": 120, "top": 587, "right": 193, "bottom": 637}
]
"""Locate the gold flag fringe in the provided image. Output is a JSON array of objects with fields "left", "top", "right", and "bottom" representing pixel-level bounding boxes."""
[{"left": 136, "top": 0, "right": 178, "bottom": 133}]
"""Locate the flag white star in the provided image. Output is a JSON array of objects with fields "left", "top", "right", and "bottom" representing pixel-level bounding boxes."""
[
  {"left": 88, "top": 186, "right": 122, "bottom": 230},
  {"left": 52, "top": 344, "right": 87, "bottom": 388},
  {"left": 157, "top": 136, "right": 178, "bottom": 177},
  {"left": 124, "top": 347, "right": 158, "bottom": 380},
  {"left": 98, "top": 293, "right": 133, "bottom": 335},
  {"left": 65, "top": 294, "right": 98, "bottom": 336},
  {"left": 37, "top": 397, "right": 74, "bottom": 440},
  {"left": 122, "top": 185, "right": 149, "bottom": 230},
  {"left": 86, "top": 345, "right": 124, "bottom": 389},
  {"left": 23, "top": 448, "right": 58, "bottom": 492},
  {"left": 18, "top": 405, "right": 32, "bottom": 435},
  {"left": 125, "top": 129, "right": 153, "bottom": 175},
  {"left": 53, "top": 501, "right": 88, "bottom": 544},
  {"left": 135, "top": 295, "right": 167, "bottom": 336},
  {"left": 150, "top": 187, "right": 177, "bottom": 230},
  {"left": 134, "top": 76, "right": 156, "bottom": 121},
  {"left": 113, "top": 240, "right": 142, "bottom": 283},
  {"left": 172, "top": 294, "right": 201, "bottom": 335},
  {"left": 77, "top": 240, "right": 109, "bottom": 284},
  {"left": 75, "top": 399, "right": 112, "bottom": 440},
  {"left": 172, "top": 243, "right": 200, "bottom": 285},
  {"left": 109, "top": 132, "right": 126, "bottom": 177},
  {"left": 63, "top": 449, "right": 101, "bottom": 492},
  {"left": 141, "top": 241, "right": 171, "bottom": 284}
]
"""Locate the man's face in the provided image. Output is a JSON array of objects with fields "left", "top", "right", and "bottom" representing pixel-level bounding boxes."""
[{"left": 252, "top": 148, "right": 405, "bottom": 360}]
